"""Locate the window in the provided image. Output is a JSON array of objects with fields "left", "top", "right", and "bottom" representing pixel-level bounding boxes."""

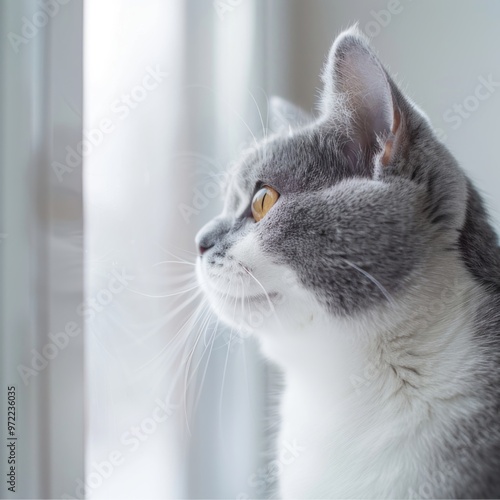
[{"left": 2, "top": 1, "right": 500, "bottom": 498}]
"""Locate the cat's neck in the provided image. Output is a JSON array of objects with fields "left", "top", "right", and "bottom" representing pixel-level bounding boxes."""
[
  {"left": 258, "top": 256, "right": 484, "bottom": 498},
  {"left": 258, "top": 254, "right": 481, "bottom": 407}
]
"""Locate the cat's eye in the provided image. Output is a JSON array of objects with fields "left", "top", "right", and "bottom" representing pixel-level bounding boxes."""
[{"left": 251, "top": 185, "right": 280, "bottom": 222}]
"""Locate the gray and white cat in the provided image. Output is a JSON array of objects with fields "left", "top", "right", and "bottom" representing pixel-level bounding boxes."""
[{"left": 195, "top": 27, "right": 500, "bottom": 499}]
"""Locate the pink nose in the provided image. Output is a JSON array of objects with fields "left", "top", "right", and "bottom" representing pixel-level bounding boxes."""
[{"left": 198, "top": 244, "right": 211, "bottom": 255}]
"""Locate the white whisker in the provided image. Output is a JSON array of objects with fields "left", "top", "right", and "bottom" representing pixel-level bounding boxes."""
[
  {"left": 128, "top": 284, "right": 199, "bottom": 299},
  {"left": 343, "top": 259, "right": 396, "bottom": 307},
  {"left": 241, "top": 266, "right": 276, "bottom": 314},
  {"left": 153, "top": 260, "right": 197, "bottom": 267}
]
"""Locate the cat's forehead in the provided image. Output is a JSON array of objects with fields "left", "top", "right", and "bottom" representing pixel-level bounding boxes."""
[{"left": 230, "top": 127, "right": 346, "bottom": 199}]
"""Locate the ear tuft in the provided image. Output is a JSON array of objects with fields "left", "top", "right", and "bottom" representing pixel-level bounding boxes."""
[{"left": 268, "top": 96, "right": 313, "bottom": 135}]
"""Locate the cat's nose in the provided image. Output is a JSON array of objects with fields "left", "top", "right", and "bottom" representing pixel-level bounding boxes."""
[
  {"left": 195, "top": 217, "right": 231, "bottom": 257},
  {"left": 198, "top": 243, "right": 213, "bottom": 256},
  {"left": 195, "top": 233, "right": 213, "bottom": 255},
  {"left": 195, "top": 223, "right": 217, "bottom": 256}
]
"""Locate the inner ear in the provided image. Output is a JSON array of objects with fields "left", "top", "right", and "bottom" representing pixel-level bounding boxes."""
[
  {"left": 320, "top": 26, "right": 402, "bottom": 172},
  {"left": 381, "top": 104, "right": 401, "bottom": 167}
]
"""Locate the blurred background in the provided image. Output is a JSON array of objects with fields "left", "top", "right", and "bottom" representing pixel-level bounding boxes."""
[{"left": 1, "top": 0, "right": 500, "bottom": 498}]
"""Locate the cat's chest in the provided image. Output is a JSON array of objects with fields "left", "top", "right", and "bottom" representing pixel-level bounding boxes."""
[
  {"left": 257, "top": 269, "right": 480, "bottom": 498},
  {"left": 276, "top": 382, "right": 428, "bottom": 498}
]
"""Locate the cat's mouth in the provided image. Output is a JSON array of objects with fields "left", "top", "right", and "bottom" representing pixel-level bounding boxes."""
[
  {"left": 206, "top": 288, "right": 283, "bottom": 332},
  {"left": 209, "top": 288, "right": 281, "bottom": 305},
  {"left": 198, "top": 265, "right": 280, "bottom": 303}
]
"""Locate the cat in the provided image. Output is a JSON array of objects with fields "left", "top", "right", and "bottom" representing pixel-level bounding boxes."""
[{"left": 195, "top": 26, "right": 500, "bottom": 499}]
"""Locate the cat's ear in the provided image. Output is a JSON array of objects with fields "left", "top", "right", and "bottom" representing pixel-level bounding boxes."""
[
  {"left": 321, "top": 26, "right": 404, "bottom": 171},
  {"left": 268, "top": 96, "right": 313, "bottom": 135}
]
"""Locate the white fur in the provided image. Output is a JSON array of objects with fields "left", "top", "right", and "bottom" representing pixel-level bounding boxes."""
[
  {"left": 259, "top": 259, "right": 483, "bottom": 499},
  {"left": 197, "top": 220, "right": 486, "bottom": 499}
]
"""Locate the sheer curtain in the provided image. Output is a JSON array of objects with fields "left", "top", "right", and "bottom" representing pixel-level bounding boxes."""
[
  {"left": 85, "top": 0, "right": 272, "bottom": 497},
  {"left": 84, "top": 1, "right": 186, "bottom": 498}
]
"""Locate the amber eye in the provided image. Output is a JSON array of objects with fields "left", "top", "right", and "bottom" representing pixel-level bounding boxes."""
[{"left": 251, "top": 185, "right": 280, "bottom": 222}]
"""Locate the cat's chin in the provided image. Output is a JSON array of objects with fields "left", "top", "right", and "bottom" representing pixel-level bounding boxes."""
[{"left": 205, "top": 289, "right": 284, "bottom": 334}]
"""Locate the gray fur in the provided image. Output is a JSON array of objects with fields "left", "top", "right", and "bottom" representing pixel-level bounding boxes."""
[{"left": 196, "top": 26, "right": 500, "bottom": 498}]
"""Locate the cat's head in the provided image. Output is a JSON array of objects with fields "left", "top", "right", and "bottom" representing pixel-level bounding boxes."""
[{"left": 195, "top": 26, "right": 467, "bottom": 334}]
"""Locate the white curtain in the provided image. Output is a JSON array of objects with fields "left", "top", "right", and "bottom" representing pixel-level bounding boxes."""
[{"left": 85, "top": 0, "right": 272, "bottom": 497}]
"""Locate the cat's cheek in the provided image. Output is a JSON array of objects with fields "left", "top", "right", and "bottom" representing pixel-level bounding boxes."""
[
  {"left": 229, "top": 230, "right": 263, "bottom": 270},
  {"left": 230, "top": 230, "right": 302, "bottom": 299}
]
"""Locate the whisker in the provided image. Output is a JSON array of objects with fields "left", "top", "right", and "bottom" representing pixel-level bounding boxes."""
[
  {"left": 164, "top": 300, "right": 215, "bottom": 435},
  {"left": 187, "top": 314, "right": 219, "bottom": 415},
  {"left": 218, "top": 279, "right": 240, "bottom": 428},
  {"left": 158, "top": 246, "right": 197, "bottom": 266},
  {"left": 191, "top": 327, "right": 217, "bottom": 416},
  {"left": 181, "top": 273, "right": 229, "bottom": 428},
  {"left": 182, "top": 313, "right": 213, "bottom": 433},
  {"left": 127, "top": 284, "right": 199, "bottom": 299},
  {"left": 186, "top": 312, "right": 217, "bottom": 389},
  {"left": 164, "top": 244, "right": 199, "bottom": 258},
  {"left": 153, "top": 260, "right": 197, "bottom": 267},
  {"left": 241, "top": 268, "right": 286, "bottom": 332},
  {"left": 248, "top": 88, "right": 267, "bottom": 140},
  {"left": 135, "top": 297, "right": 206, "bottom": 372},
  {"left": 343, "top": 259, "right": 396, "bottom": 307},
  {"left": 241, "top": 266, "right": 276, "bottom": 314}
]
